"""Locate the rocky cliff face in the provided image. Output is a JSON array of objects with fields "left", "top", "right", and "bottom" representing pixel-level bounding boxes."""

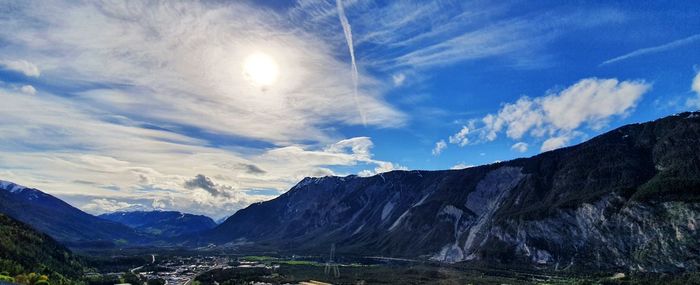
[
  {"left": 199, "top": 112, "right": 700, "bottom": 272},
  {"left": 486, "top": 195, "right": 700, "bottom": 272}
]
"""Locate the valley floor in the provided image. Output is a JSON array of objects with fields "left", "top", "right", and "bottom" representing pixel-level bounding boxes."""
[{"left": 77, "top": 249, "right": 700, "bottom": 285}]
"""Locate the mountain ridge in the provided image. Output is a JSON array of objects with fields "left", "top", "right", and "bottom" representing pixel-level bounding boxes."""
[
  {"left": 0, "top": 180, "right": 151, "bottom": 247},
  {"left": 193, "top": 111, "right": 700, "bottom": 272}
]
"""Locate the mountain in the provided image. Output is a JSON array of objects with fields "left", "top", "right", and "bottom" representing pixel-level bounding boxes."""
[
  {"left": 0, "top": 181, "right": 150, "bottom": 247},
  {"left": 0, "top": 213, "right": 86, "bottom": 284},
  {"left": 196, "top": 111, "right": 700, "bottom": 272},
  {"left": 100, "top": 210, "right": 216, "bottom": 237}
]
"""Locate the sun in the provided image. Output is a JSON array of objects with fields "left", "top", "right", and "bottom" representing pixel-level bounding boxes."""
[{"left": 243, "top": 52, "right": 279, "bottom": 86}]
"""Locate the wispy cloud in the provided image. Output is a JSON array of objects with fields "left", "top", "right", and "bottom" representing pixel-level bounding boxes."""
[
  {"left": 336, "top": 0, "right": 366, "bottom": 125},
  {"left": 601, "top": 34, "right": 700, "bottom": 66},
  {"left": 360, "top": 4, "right": 621, "bottom": 70},
  {"left": 388, "top": 17, "right": 544, "bottom": 68},
  {"left": 0, "top": 1, "right": 404, "bottom": 145},
  {"left": 289, "top": 1, "right": 623, "bottom": 73},
  {"left": 0, "top": 0, "right": 409, "bottom": 217}
]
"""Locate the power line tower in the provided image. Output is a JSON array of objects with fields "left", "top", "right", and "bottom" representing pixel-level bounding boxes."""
[{"left": 324, "top": 243, "right": 340, "bottom": 278}]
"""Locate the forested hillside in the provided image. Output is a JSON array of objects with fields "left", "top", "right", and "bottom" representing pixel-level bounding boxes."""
[{"left": 0, "top": 214, "right": 85, "bottom": 284}]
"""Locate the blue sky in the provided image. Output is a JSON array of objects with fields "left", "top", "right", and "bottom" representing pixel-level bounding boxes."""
[{"left": 0, "top": 0, "right": 699, "bottom": 218}]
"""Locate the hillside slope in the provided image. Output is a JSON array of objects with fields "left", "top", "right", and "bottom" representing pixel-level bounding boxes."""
[
  {"left": 100, "top": 210, "right": 216, "bottom": 238},
  {"left": 198, "top": 112, "right": 700, "bottom": 272},
  {"left": 0, "top": 181, "right": 151, "bottom": 247},
  {"left": 0, "top": 214, "right": 86, "bottom": 284}
]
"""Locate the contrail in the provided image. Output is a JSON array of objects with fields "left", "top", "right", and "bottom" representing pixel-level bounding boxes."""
[
  {"left": 336, "top": 0, "right": 366, "bottom": 126},
  {"left": 601, "top": 33, "right": 700, "bottom": 66}
]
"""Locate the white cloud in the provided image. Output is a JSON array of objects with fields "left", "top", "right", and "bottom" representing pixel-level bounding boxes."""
[
  {"left": 448, "top": 126, "right": 470, "bottom": 146},
  {"left": 447, "top": 78, "right": 650, "bottom": 152},
  {"left": 358, "top": 161, "right": 407, "bottom": 177},
  {"left": 688, "top": 70, "right": 700, "bottom": 109},
  {"left": 541, "top": 78, "right": 650, "bottom": 131},
  {"left": 0, "top": 59, "right": 40, "bottom": 77},
  {"left": 450, "top": 163, "right": 474, "bottom": 170},
  {"left": 324, "top": 137, "right": 374, "bottom": 160},
  {"left": 392, "top": 73, "right": 406, "bottom": 86},
  {"left": 511, "top": 142, "right": 528, "bottom": 153},
  {"left": 432, "top": 140, "right": 446, "bottom": 156},
  {"left": 19, "top": 85, "right": 36, "bottom": 95},
  {"left": 324, "top": 137, "right": 407, "bottom": 176},
  {"left": 541, "top": 135, "right": 572, "bottom": 152},
  {"left": 82, "top": 198, "right": 149, "bottom": 214}
]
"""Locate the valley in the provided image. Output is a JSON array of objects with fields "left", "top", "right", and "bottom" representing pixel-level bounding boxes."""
[{"left": 76, "top": 249, "right": 700, "bottom": 284}]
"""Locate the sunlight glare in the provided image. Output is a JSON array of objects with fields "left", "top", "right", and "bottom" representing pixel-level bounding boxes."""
[{"left": 243, "top": 52, "right": 279, "bottom": 86}]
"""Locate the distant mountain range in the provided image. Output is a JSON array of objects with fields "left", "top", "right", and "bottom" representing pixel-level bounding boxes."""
[
  {"left": 192, "top": 111, "right": 700, "bottom": 272},
  {"left": 0, "top": 180, "right": 219, "bottom": 247},
  {"left": 100, "top": 210, "right": 216, "bottom": 238},
  {"left": 0, "top": 180, "right": 150, "bottom": 247}
]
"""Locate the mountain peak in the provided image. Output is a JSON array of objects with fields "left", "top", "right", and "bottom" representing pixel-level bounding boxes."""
[{"left": 0, "top": 180, "right": 27, "bottom": 193}]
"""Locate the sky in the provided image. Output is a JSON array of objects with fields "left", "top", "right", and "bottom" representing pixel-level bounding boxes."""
[{"left": 0, "top": 0, "right": 699, "bottom": 219}]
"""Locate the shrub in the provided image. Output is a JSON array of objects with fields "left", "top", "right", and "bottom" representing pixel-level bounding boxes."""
[{"left": 0, "top": 275, "right": 15, "bottom": 282}]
